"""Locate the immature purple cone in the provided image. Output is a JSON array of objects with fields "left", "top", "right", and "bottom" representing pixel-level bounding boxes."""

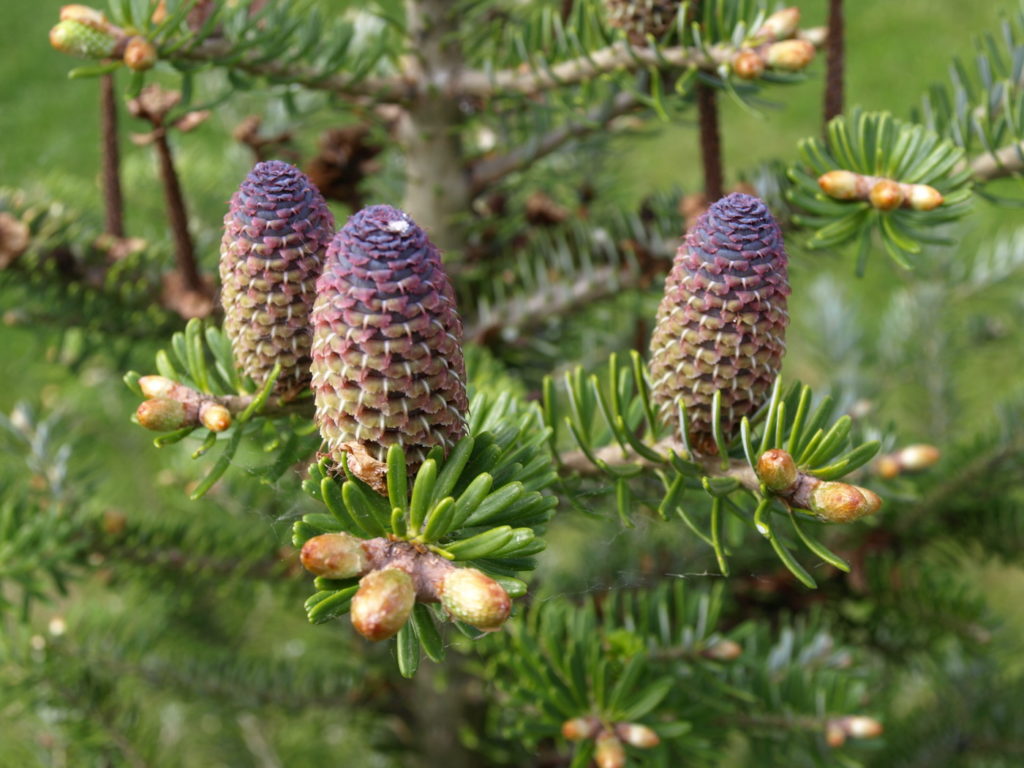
[
  {"left": 310, "top": 205, "right": 468, "bottom": 477},
  {"left": 220, "top": 161, "right": 334, "bottom": 396},
  {"left": 649, "top": 193, "right": 789, "bottom": 453}
]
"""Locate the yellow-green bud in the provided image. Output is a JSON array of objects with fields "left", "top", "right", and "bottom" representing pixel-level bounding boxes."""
[
  {"left": 757, "top": 7, "right": 800, "bottom": 40},
  {"left": 350, "top": 568, "right": 415, "bottom": 642},
  {"left": 561, "top": 717, "right": 598, "bottom": 741},
  {"left": 907, "top": 184, "right": 943, "bottom": 211},
  {"left": 615, "top": 722, "right": 660, "bottom": 749},
  {"left": 757, "top": 448, "right": 798, "bottom": 491},
  {"left": 733, "top": 49, "right": 765, "bottom": 80},
  {"left": 595, "top": 732, "right": 626, "bottom": 768},
  {"left": 440, "top": 568, "right": 511, "bottom": 631},
  {"left": 899, "top": 444, "right": 940, "bottom": 472},
  {"left": 60, "top": 5, "right": 110, "bottom": 27},
  {"left": 829, "top": 715, "right": 884, "bottom": 740},
  {"left": 810, "top": 481, "right": 882, "bottom": 523},
  {"left": 818, "top": 170, "right": 861, "bottom": 200},
  {"left": 869, "top": 179, "right": 904, "bottom": 211},
  {"left": 136, "top": 398, "right": 187, "bottom": 431},
  {"left": 123, "top": 37, "right": 157, "bottom": 70},
  {"left": 199, "top": 402, "right": 232, "bottom": 432},
  {"left": 138, "top": 375, "right": 177, "bottom": 399},
  {"left": 50, "top": 19, "right": 118, "bottom": 59},
  {"left": 700, "top": 637, "right": 743, "bottom": 661},
  {"left": 765, "top": 39, "right": 815, "bottom": 71},
  {"left": 300, "top": 533, "right": 367, "bottom": 579}
]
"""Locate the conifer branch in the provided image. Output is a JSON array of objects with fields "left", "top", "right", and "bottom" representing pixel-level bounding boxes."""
[
  {"left": 457, "top": 29, "right": 825, "bottom": 98},
  {"left": 559, "top": 437, "right": 819, "bottom": 507},
  {"left": 135, "top": 375, "right": 313, "bottom": 431},
  {"left": 469, "top": 90, "right": 642, "bottom": 194},
  {"left": 175, "top": 38, "right": 413, "bottom": 104},
  {"left": 966, "top": 140, "right": 1024, "bottom": 182}
]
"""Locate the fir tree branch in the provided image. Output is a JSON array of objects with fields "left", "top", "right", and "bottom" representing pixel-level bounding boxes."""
[
  {"left": 469, "top": 90, "right": 642, "bottom": 194},
  {"left": 136, "top": 376, "right": 313, "bottom": 428},
  {"left": 466, "top": 264, "right": 631, "bottom": 343},
  {"left": 966, "top": 140, "right": 1024, "bottom": 182},
  {"left": 170, "top": 38, "right": 414, "bottom": 104},
  {"left": 558, "top": 437, "right": 824, "bottom": 510},
  {"left": 457, "top": 29, "right": 825, "bottom": 98}
]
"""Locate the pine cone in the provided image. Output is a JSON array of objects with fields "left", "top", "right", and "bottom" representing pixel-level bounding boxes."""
[
  {"left": 311, "top": 205, "right": 468, "bottom": 477},
  {"left": 649, "top": 193, "right": 789, "bottom": 452},
  {"left": 605, "top": 0, "right": 685, "bottom": 45},
  {"left": 219, "top": 161, "right": 334, "bottom": 396}
]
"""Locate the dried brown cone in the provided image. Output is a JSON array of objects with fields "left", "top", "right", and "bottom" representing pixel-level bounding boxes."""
[
  {"left": 219, "top": 161, "right": 335, "bottom": 397},
  {"left": 605, "top": 0, "right": 685, "bottom": 45},
  {"left": 649, "top": 193, "right": 789, "bottom": 452}
]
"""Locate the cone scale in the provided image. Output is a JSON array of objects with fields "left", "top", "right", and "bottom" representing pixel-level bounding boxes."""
[
  {"left": 310, "top": 205, "right": 468, "bottom": 473},
  {"left": 219, "top": 161, "right": 334, "bottom": 397},
  {"left": 649, "top": 193, "right": 789, "bottom": 452}
]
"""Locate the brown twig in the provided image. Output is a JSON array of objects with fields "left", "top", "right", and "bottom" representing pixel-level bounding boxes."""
[
  {"left": 823, "top": 0, "right": 844, "bottom": 127},
  {"left": 151, "top": 129, "right": 202, "bottom": 292},
  {"left": 697, "top": 82, "right": 724, "bottom": 201},
  {"left": 99, "top": 73, "right": 125, "bottom": 237}
]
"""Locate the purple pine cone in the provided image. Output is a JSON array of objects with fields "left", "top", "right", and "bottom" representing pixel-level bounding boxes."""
[
  {"left": 649, "top": 193, "right": 789, "bottom": 452},
  {"left": 310, "top": 205, "right": 468, "bottom": 476},
  {"left": 220, "top": 161, "right": 335, "bottom": 396}
]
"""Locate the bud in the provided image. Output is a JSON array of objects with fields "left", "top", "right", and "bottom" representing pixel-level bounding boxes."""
[
  {"left": 869, "top": 179, "right": 904, "bottom": 211},
  {"left": 300, "top": 533, "right": 367, "bottom": 579},
  {"left": 138, "top": 375, "right": 177, "bottom": 399},
  {"left": 757, "top": 7, "right": 800, "bottom": 41},
  {"left": 123, "top": 37, "right": 157, "bottom": 70},
  {"left": 810, "top": 481, "right": 881, "bottom": 523},
  {"left": 765, "top": 39, "right": 815, "bottom": 71},
  {"left": 733, "top": 49, "right": 765, "bottom": 80},
  {"left": 441, "top": 568, "right": 511, "bottom": 631},
  {"left": 561, "top": 717, "right": 598, "bottom": 741},
  {"left": 199, "top": 402, "right": 232, "bottom": 432},
  {"left": 50, "top": 19, "right": 118, "bottom": 59},
  {"left": 701, "top": 638, "right": 743, "bottom": 661},
  {"left": 907, "top": 184, "right": 943, "bottom": 211},
  {"left": 851, "top": 485, "right": 882, "bottom": 516},
  {"left": 875, "top": 454, "right": 902, "bottom": 479},
  {"left": 615, "top": 722, "right": 660, "bottom": 749},
  {"left": 595, "top": 732, "right": 626, "bottom": 768},
  {"left": 350, "top": 568, "right": 415, "bottom": 642},
  {"left": 818, "top": 170, "right": 862, "bottom": 201},
  {"left": 899, "top": 444, "right": 941, "bottom": 472},
  {"left": 136, "top": 398, "right": 187, "bottom": 431},
  {"left": 59, "top": 5, "right": 110, "bottom": 28},
  {"left": 757, "top": 449, "right": 798, "bottom": 491},
  {"left": 825, "top": 720, "right": 846, "bottom": 748},
  {"left": 831, "top": 715, "right": 884, "bottom": 740}
]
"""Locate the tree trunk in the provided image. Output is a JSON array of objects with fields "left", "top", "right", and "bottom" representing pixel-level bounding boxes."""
[{"left": 399, "top": 0, "right": 472, "bottom": 255}]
